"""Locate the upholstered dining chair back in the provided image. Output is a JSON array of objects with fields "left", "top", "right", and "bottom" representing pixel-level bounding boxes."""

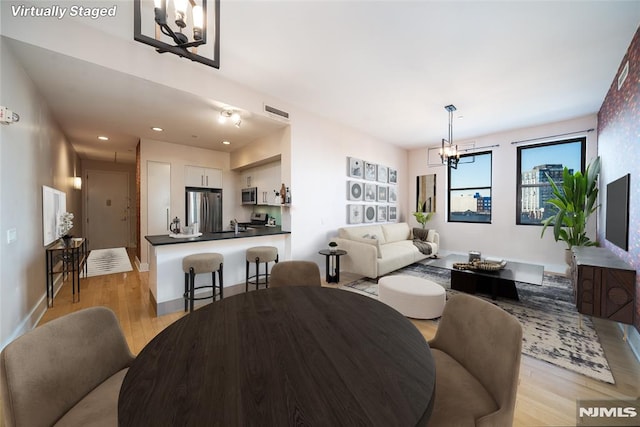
[
  {"left": 428, "top": 293, "right": 523, "bottom": 427},
  {"left": 270, "top": 260, "right": 322, "bottom": 288},
  {"left": 0, "top": 306, "right": 134, "bottom": 427}
]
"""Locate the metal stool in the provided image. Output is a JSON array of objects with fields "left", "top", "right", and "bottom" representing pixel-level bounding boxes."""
[
  {"left": 183, "top": 253, "right": 224, "bottom": 312},
  {"left": 245, "top": 246, "right": 279, "bottom": 291}
]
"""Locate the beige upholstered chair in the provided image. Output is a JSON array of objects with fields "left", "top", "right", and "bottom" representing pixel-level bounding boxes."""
[
  {"left": 0, "top": 307, "right": 134, "bottom": 427},
  {"left": 269, "top": 260, "right": 322, "bottom": 288},
  {"left": 428, "top": 293, "right": 523, "bottom": 427}
]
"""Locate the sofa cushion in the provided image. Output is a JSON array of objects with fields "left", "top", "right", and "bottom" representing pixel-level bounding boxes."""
[
  {"left": 382, "top": 223, "right": 411, "bottom": 243},
  {"left": 339, "top": 225, "right": 387, "bottom": 245},
  {"left": 350, "top": 235, "right": 382, "bottom": 258},
  {"left": 378, "top": 241, "right": 422, "bottom": 276},
  {"left": 428, "top": 349, "right": 498, "bottom": 427}
]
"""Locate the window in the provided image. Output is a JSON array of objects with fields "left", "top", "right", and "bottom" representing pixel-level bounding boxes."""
[
  {"left": 448, "top": 151, "right": 492, "bottom": 223},
  {"left": 516, "top": 138, "right": 585, "bottom": 225}
]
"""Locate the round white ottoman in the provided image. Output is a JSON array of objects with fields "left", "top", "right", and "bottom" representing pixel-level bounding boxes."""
[{"left": 378, "top": 275, "right": 446, "bottom": 319}]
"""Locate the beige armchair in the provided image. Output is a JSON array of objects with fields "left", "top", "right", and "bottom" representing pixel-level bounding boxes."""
[
  {"left": 428, "top": 293, "right": 523, "bottom": 427},
  {"left": 270, "top": 260, "right": 322, "bottom": 288},
  {"left": 1, "top": 307, "right": 134, "bottom": 427}
]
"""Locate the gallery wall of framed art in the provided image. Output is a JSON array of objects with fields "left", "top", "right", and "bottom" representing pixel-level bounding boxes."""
[{"left": 346, "top": 157, "right": 398, "bottom": 224}]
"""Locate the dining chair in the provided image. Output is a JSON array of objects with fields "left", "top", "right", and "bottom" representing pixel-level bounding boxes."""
[
  {"left": 428, "top": 293, "right": 523, "bottom": 427},
  {"left": 0, "top": 306, "right": 134, "bottom": 427},
  {"left": 269, "top": 260, "right": 322, "bottom": 288}
]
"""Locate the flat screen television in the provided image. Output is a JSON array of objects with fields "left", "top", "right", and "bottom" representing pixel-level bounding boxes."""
[{"left": 605, "top": 173, "right": 630, "bottom": 251}]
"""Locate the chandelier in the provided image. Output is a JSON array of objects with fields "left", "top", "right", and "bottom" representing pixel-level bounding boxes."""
[
  {"left": 134, "top": 0, "right": 220, "bottom": 69},
  {"left": 440, "top": 104, "right": 460, "bottom": 169}
]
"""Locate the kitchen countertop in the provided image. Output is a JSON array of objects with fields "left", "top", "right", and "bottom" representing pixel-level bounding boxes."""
[{"left": 145, "top": 226, "right": 290, "bottom": 246}]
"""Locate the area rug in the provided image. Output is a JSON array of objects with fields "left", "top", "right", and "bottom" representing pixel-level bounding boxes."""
[
  {"left": 340, "top": 261, "right": 615, "bottom": 384},
  {"left": 82, "top": 247, "right": 133, "bottom": 278}
]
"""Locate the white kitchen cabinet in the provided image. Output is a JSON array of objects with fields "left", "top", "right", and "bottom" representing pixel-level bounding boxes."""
[
  {"left": 147, "top": 161, "right": 171, "bottom": 234},
  {"left": 185, "top": 166, "right": 222, "bottom": 188},
  {"left": 242, "top": 161, "right": 282, "bottom": 205},
  {"left": 259, "top": 162, "right": 282, "bottom": 205}
]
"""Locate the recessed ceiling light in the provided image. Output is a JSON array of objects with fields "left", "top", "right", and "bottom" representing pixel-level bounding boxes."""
[
  {"left": 97, "top": 136, "right": 109, "bottom": 141},
  {"left": 151, "top": 127, "right": 163, "bottom": 132},
  {"left": 222, "top": 140, "right": 231, "bottom": 145}
]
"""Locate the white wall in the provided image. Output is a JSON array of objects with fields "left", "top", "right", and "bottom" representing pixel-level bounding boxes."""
[
  {"left": 0, "top": 40, "right": 82, "bottom": 348},
  {"left": 408, "top": 114, "right": 598, "bottom": 273},
  {"left": 288, "top": 109, "right": 409, "bottom": 264}
]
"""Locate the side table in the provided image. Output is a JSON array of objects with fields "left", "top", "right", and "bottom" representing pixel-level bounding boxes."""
[
  {"left": 318, "top": 249, "right": 347, "bottom": 283},
  {"left": 45, "top": 238, "right": 88, "bottom": 306}
]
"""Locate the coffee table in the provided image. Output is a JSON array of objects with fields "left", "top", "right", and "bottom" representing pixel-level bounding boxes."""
[{"left": 427, "top": 254, "right": 544, "bottom": 300}]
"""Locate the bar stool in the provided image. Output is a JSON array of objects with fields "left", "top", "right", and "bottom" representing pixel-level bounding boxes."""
[
  {"left": 245, "top": 246, "right": 279, "bottom": 291},
  {"left": 183, "top": 253, "right": 224, "bottom": 312}
]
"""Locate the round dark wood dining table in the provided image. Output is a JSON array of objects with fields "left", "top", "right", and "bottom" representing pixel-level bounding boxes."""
[{"left": 118, "top": 287, "right": 435, "bottom": 426}]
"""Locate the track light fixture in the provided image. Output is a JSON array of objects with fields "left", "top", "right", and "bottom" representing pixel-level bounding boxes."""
[{"left": 219, "top": 109, "right": 241, "bottom": 128}]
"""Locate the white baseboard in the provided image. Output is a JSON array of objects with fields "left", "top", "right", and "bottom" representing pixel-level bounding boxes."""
[{"left": 135, "top": 256, "right": 149, "bottom": 272}]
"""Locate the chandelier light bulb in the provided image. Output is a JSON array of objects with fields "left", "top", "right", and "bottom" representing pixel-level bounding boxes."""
[
  {"left": 192, "top": 5, "right": 203, "bottom": 40},
  {"left": 174, "top": 0, "right": 188, "bottom": 28}
]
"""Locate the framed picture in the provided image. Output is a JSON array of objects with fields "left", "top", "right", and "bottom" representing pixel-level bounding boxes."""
[
  {"left": 388, "top": 186, "right": 397, "bottom": 203},
  {"left": 364, "top": 162, "right": 377, "bottom": 181},
  {"left": 377, "top": 205, "right": 388, "bottom": 222},
  {"left": 347, "top": 157, "right": 363, "bottom": 178},
  {"left": 364, "top": 183, "right": 377, "bottom": 202},
  {"left": 388, "top": 168, "right": 398, "bottom": 184},
  {"left": 347, "top": 204, "right": 364, "bottom": 224},
  {"left": 377, "top": 185, "right": 388, "bottom": 202},
  {"left": 364, "top": 205, "right": 377, "bottom": 223},
  {"left": 348, "top": 181, "right": 364, "bottom": 200},
  {"left": 377, "top": 165, "right": 388, "bottom": 183},
  {"left": 388, "top": 206, "right": 397, "bottom": 221}
]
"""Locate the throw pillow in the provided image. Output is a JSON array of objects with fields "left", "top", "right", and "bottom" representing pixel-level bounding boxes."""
[{"left": 426, "top": 229, "right": 436, "bottom": 243}]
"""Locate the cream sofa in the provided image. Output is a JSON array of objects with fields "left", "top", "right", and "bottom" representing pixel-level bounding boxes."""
[{"left": 332, "top": 222, "right": 439, "bottom": 279}]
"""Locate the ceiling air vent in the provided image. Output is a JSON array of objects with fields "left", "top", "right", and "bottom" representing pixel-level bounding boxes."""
[{"left": 264, "top": 104, "right": 290, "bottom": 121}]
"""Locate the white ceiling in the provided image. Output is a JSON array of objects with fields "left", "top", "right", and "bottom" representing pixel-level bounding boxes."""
[{"left": 4, "top": 1, "right": 640, "bottom": 163}]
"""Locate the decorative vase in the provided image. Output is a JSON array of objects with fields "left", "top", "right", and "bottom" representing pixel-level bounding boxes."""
[{"left": 61, "top": 235, "right": 72, "bottom": 247}]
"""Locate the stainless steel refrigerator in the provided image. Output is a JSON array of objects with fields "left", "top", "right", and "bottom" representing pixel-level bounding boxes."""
[{"left": 185, "top": 187, "right": 223, "bottom": 233}]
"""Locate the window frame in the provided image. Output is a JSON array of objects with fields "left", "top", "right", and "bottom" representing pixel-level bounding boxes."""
[
  {"left": 447, "top": 150, "right": 493, "bottom": 224},
  {"left": 516, "top": 137, "right": 586, "bottom": 226}
]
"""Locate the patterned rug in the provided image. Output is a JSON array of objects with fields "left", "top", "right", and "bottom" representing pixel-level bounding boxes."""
[
  {"left": 340, "top": 260, "right": 615, "bottom": 384},
  {"left": 82, "top": 247, "right": 133, "bottom": 278}
]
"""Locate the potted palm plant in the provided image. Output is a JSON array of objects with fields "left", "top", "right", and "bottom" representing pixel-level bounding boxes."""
[
  {"left": 540, "top": 156, "right": 601, "bottom": 256},
  {"left": 413, "top": 200, "right": 433, "bottom": 228}
]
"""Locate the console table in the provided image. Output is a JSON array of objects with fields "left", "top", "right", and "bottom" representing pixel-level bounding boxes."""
[
  {"left": 45, "top": 238, "right": 88, "bottom": 306},
  {"left": 571, "top": 246, "right": 636, "bottom": 325}
]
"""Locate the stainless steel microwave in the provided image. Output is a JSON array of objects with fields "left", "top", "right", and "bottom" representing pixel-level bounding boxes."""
[{"left": 241, "top": 187, "right": 258, "bottom": 205}]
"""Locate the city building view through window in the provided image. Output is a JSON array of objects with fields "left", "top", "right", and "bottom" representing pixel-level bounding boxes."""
[
  {"left": 516, "top": 138, "right": 585, "bottom": 225},
  {"left": 448, "top": 151, "right": 492, "bottom": 223}
]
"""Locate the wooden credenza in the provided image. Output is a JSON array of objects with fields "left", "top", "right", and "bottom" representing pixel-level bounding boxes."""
[{"left": 571, "top": 246, "right": 636, "bottom": 325}]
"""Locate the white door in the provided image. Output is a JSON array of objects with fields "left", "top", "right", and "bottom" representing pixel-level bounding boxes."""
[{"left": 86, "top": 171, "right": 129, "bottom": 250}]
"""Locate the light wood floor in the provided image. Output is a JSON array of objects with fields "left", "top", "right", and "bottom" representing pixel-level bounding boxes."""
[{"left": 35, "top": 259, "right": 640, "bottom": 427}]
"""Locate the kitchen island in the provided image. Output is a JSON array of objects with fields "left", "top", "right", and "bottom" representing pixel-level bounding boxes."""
[{"left": 146, "top": 227, "right": 291, "bottom": 315}]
